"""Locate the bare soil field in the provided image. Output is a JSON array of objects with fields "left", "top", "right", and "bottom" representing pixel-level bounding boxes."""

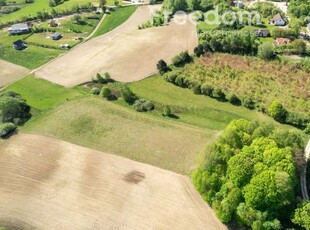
[
  {"left": 35, "top": 6, "right": 198, "bottom": 87},
  {"left": 0, "top": 134, "right": 226, "bottom": 230},
  {"left": 0, "top": 60, "right": 29, "bottom": 88}
]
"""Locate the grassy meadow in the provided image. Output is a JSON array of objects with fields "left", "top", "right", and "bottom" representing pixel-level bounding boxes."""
[
  {"left": 4, "top": 73, "right": 306, "bottom": 175},
  {"left": 92, "top": 6, "right": 138, "bottom": 37},
  {"left": 6, "top": 75, "right": 83, "bottom": 109},
  {"left": 0, "top": 45, "right": 63, "bottom": 69}
]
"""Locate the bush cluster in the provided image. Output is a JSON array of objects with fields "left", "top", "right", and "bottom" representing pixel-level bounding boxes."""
[
  {"left": 132, "top": 99, "right": 154, "bottom": 112},
  {"left": 0, "top": 91, "right": 31, "bottom": 137}
]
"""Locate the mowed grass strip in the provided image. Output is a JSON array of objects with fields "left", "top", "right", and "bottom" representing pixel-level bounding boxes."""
[
  {"left": 5, "top": 75, "right": 83, "bottom": 110},
  {"left": 23, "top": 96, "right": 215, "bottom": 175},
  {"left": 0, "top": 46, "right": 64, "bottom": 69},
  {"left": 92, "top": 6, "right": 138, "bottom": 37}
]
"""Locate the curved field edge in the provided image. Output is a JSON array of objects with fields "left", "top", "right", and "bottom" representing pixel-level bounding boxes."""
[{"left": 92, "top": 5, "right": 139, "bottom": 38}]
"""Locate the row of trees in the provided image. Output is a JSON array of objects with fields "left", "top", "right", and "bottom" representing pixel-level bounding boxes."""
[
  {"left": 199, "top": 30, "right": 259, "bottom": 55},
  {"left": 161, "top": 67, "right": 309, "bottom": 131},
  {"left": 192, "top": 119, "right": 308, "bottom": 229},
  {"left": 157, "top": 50, "right": 310, "bottom": 131}
]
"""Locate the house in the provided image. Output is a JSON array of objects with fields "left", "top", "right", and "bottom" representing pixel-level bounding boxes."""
[
  {"left": 273, "top": 37, "right": 291, "bottom": 46},
  {"left": 52, "top": 32, "right": 62, "bottom": 40},
  {"left": 231, "top": 0, "right": 243, "bottom": 8},
  {"left": 8, "top": 23, "right": 30, "bottom": 35},
  {"left": 270, "top": 13, "right": 286, "bottom": 26},
  {"left": 254, "top": 29, "right": 270, "bottom": 37},
  {"left": 307, "top": 23, "right": 310, "bottom": 33},
  {"left": 12, "top": 40, "right": 27, "bottom": 50}
]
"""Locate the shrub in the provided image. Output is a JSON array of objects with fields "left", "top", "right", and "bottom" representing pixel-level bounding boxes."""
[
  {"left": 157, "top": 59, "right": 169, "bottom": 75},
  {"left": 268, "top": 101, "right": 287, "bottom": 122},
  {"left": 285, "top": 111, "right": 309, "bottom": 129},
  {"left": 96, "top": 73, "right": 106, "bottom": 84},
  {"left": 163, "top": 70, "right": 178, "bottom": 83},
  {"left": 0, "top": 96, "right": 31, "bottom": 125},
  {"left": 192, "top": 83, "right": 201, "bottom": 94},
  {"left": 92, "top": 87, "right": 100, "bottom": 95},
  {"left": 212, "top": 88, "right": 226, "bottom": 101},
  {"left": 132, "top": 99, "right": 154, "bottom": 112},
  {"left": 226, "top": 93, "right": 241, "bottom": 105},
  {"left": 49, "top": 0, "right": 56, "bottom": 7},
  {"left": 305, "top": 123, "right": 310, "bottom": 134},
  {"left": 201, "top": 84, "right": 214, "bottom": 96},
  {"left": 258, "top": 43, "right": 275, "bottom": 60},
  {"left": 162, "top": 105, "right": 172, "bottom": 117},
  {"left": 194, "top": 44, "right": 205, "bottom": 57},
  {"left": 100, "top": 87, "right": 111, "bottom": 98},
  {"left": 120, "top": 85, "right": 137, "bottom": 105},
  {"left": 104, "top": 72, "right": 111, "bottom": 82},
  {"left": 172, "top": 51, "right": 192, "bottom": 67},
  {"left": 0, "top": 123, "right": 16, "bottom": 137},
  {"left": 241, "top": 96, "right": 255, "bottom": 109}
]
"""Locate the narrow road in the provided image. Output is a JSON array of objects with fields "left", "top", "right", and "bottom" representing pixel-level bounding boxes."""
[{"left": 301, "top": 140, "right": 310, "bottom": 200}]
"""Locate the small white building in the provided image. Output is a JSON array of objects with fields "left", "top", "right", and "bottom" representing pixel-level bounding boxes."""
[
  {"left": 270, "top": 13, "right": 286, "bottom": 26},
  {"left": 8, "top": 23, "right": 30, "bottom": 35},
  {"left": 307, "top": 23, "right": 310, "bottom": 33}
]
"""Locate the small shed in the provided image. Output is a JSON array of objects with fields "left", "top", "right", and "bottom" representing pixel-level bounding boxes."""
[
  {"left": 307, "top": 23, "right": 310, "bottom": 33},
  {"left": 12, "top": 40, "right": 27, "bottom": 50},
  {"left": 52, "top": 32, "right": 62, "bottom": 40},
  {"left": 8, "top": 23, "right": 30, "bottom": 35}
]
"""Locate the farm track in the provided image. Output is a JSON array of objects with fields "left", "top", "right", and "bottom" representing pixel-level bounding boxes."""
[{"left": 0, "top": 134, "right": 226, "bottom": 230}]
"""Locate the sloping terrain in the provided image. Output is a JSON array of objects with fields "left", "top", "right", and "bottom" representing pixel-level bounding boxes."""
[
  {"left": 35, "top": 6, "right": 198, "bottom": 87},
  {"left": 0, "top": 134, "right": 226, "bottom": 230},
  {"left": 0, "top": 60, "right": 29, "bottom": 88}
]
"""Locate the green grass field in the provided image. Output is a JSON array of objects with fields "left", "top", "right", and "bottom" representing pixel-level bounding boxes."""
[
  {"left": 0, "top": 0, "right": 98, "bottom": 26},
  {"left": 0, "top": 45, "right": 63, "bottom": 69},
  {"left": 127, "top": 76, "right": 281, "bottom": 130},
  {"left": 92, "top": 6, "right": 138, "bottom": 37},
  {"left": 22, "top": 96, "right": 214, "bottom": 175},
  {"left": 2, "top": 71, "right": 308, "bottom": 174},
  {"left": 6, "top": 75, "right": 83, "bottom": 109}
]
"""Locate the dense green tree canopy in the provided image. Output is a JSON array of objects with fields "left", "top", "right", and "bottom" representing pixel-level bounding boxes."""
[{"left": 192, "top": 119, "right": 305, "bottom": 229}]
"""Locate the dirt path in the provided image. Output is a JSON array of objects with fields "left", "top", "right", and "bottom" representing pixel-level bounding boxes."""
[
  {"left": 34, "top": 5, "right": 198, "bottom": 87},
  {"left": 0, "top": 59, "right": 29, "bottom": 88},
  {"left": 0, "top": 134, "right": 226, "bottom": 230}
]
